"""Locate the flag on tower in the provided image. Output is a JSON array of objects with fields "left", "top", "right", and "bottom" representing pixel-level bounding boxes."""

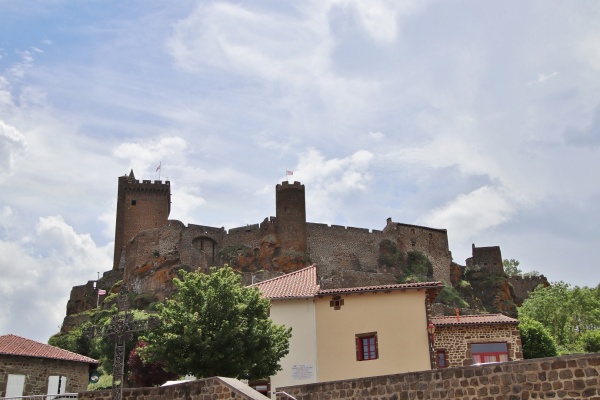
[
  {"left": 156, "top": 162, "right": 161, "bottom": 172},
  {"left": 286, "top": 169, "right": 293, "bottom": 176}
]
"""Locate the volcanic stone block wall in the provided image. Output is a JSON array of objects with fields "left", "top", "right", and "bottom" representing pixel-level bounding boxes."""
[
  {"left": 467, "top": 244, "right": 503, "bottom": 274},
  {"left": 276, "top": 353, "right": 600, "bottom": 400},
  {"left": 383, "top": 219, "right": 452, "bottom": 281},
  {"left": 434, "top": 323, "right": 523, "bottom": 368},
  {"left": 78, "top": 377, "right": 268, "bottom": 400},
  {"left": 0, "top": 355, "right": 91, "bottom": 396},
  {"left": 509, "top": 275, "right": 550, "bottom": 306}
]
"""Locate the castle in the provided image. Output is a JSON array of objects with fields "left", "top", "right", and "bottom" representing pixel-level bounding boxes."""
[{"left": 61, "top": 171, "right": 547, "bottom": 329}]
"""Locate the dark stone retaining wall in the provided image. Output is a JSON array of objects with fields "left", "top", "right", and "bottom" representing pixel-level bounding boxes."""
[
  {"left": 276, "top": 353, "right": 600, "bottom": 399},
  {"left": 78, "top": 377, "right": 268, "bottom": 400}
]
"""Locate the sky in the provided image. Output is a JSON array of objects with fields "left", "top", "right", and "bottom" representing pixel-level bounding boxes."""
[{"left": 1, "top": 0, "right": 599, "bottom": 344}]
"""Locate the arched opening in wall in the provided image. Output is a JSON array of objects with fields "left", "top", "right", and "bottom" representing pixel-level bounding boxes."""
[{"left": 192, "top": 236, "right": 217, "bottom": 264}]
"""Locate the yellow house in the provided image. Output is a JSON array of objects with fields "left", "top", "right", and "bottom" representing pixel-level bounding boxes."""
[{"left": 253, "top": 265, "right": 443, "bottom": 393}]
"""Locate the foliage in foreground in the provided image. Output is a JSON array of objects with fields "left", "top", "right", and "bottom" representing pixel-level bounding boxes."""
[
  {"left": 519, "top": 318, "right": 557, "bottom": 359},
  {"left": 128, "top": 341, "right": 179, "bottom": 387},
  {"left": 519, "top": 281, "right": 600, "bottom": 354},
  {"left": 140, "top": 266, "right": 292, "bottom": 380}
]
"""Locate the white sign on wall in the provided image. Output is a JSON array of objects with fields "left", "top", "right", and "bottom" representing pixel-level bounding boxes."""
[{"left": 291, "top": 364, "right": 314, "bottom": 380}]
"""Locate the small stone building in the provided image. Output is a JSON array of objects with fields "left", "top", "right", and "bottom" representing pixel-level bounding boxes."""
[
  {"left": 0, "top": 334, "right": 98, "bottom": 397},
  {"left": 430, "top": 314, "right": 522, "bottom": 368}
]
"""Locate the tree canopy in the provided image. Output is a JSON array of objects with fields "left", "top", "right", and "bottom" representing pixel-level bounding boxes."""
[
  {"left": 140, "top": 266, "right": 291, "bottom": 380},
  {"left": 519, "top": 281, "right": 600, "bottom": 353},
  {"left": 519, "top": 318, "right": 557, "bottom": 359}
]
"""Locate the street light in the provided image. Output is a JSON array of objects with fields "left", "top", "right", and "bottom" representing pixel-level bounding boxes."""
[{"left": 427, "top": 321, "right": 436, "bottom": 346}]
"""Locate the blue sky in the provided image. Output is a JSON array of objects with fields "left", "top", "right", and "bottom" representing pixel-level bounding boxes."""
[{"left": 1, "top": 0, "right": 599, "bottom": 343}]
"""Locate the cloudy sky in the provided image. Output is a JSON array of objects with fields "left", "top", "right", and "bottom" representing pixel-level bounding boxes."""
[{"left": 1, "top": 0, "right": 599, "bottom": 343}]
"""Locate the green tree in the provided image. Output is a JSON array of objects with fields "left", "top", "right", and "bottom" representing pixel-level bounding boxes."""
[
  {"left": 140, "top": 267, "right": 291, "bottom": 380},
  {"left": 579, "top": 330, "right": 600, "bottom": 353},
  {"left": 519, "top": 282, "right": 600, "bottom": 353},
  {"left": 519, "top": 318, "right": 557, "bottom": 359},
  {"left": 503, "top": 259, "right": 522, "bottom": 276}
]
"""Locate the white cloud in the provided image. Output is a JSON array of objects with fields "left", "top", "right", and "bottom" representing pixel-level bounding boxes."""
[
  {"left": 113, "top": 136, "right": 189, "bottom": 175},
  {"left": 292, "top": 148, "right": 374, "bottom": 222},
  {"left": 0, "top": 120, "right": 27, "bottom": 177},
  {"left": 419, "top": 186, "right": 515, "bottom": 243},
  {"left": 0, "top": 216, "right": 111, "bottom": 342}
]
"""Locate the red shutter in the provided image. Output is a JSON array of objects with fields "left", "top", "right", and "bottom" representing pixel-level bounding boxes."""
[{"left": 356, "top": 336, "right": 362, "bottom": 361}]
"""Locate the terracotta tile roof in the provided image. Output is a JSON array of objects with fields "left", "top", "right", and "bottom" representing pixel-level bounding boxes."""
[
  {"left": 431, "top": 313, "right": 519, "bottom": 327},
  {"left": 251, "top": 265, "right": 319, "bottom": 299},
  {"left": 0, "top": 334, "right": 98, "bottom": 364},
  {"left": 252, "top": 265, "right": 443, "bottom": 300},
  {"left": 318, "top": 281, "right": 443, "bottom": 295}
]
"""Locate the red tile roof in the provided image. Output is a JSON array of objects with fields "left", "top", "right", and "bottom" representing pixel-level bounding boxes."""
[
  {"left": 0, "top": 334, "right": 98, "bottom": 364},
  {"left": 251, "top": 265, "right": 319, "bottom": 299},
  {"left": 431, "top": 313, "right": 519, "bottom": 327},
  {"left": 318, "top": 281, "right": 443, "bottom": 295},
  {"left": 251, "top": 265, "right": 443, "bottom": 300}
]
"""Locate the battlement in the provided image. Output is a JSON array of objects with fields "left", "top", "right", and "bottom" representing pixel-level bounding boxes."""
[
  {"left": 276, "top": 181, "right": 304, "bottom": 191},
  {"left": 121, "top": 178, "right": 170, "bottom": 192},
  {"left": 306, "top": 222, "right": 375, "bottom": 233}
]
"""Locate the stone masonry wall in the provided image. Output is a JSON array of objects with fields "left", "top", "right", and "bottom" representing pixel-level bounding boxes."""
[
  {"left": 434, "top": 324, "right": 522, "bottom": 368},
  {"left": 509, "top": 275, "right": 550, "bottom": 306},
  {"left": 0, "top": 355, "right": 91, "bottom": 396},
  {"left": 78, "top": 377, "right": 268, "bottom": 400},
  {"left": 276, "top": 353, "right": 600, "bottom": 400}
]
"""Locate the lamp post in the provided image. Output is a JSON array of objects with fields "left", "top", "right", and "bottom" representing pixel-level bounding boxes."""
[
  {"left": 427, "top": 321, "right": 436, "bottom": 346},
  {"left": 427, "top": 321, "right": 436, "bottom": 369}
]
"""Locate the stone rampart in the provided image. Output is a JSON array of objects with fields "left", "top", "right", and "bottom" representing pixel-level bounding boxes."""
[
  {"left": 78, "top": 377, "right": 268, "bottom": 400},
  {"left": 276, "top": 353, "right": 600, "bottom": 399}
]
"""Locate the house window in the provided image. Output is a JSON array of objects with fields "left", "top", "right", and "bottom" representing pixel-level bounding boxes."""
[
  {"left": 436, "top": 350, "right": 448, "bottom": 368},
  {"left": 131, "top": 199, "right": 137, "bottom": 205},
  {"left": 329, "top": 295, "right": 344, "bottom": 310},
  {"left": 471, "top": 342, "right": 509, "bottom": 364},
  {"left": 47, "top": 375, "right": 67, "bottom": 399},
  {"left": 356, "top": 332, "right": 378, "bottom": 361},
  {"left": 6, "top": 374, "right": 25, "bottom": 397}
]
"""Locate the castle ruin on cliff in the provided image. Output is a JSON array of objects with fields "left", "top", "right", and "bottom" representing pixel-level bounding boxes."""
[{"left": 62, "top": 171, "right": 548, "bottom": 330}]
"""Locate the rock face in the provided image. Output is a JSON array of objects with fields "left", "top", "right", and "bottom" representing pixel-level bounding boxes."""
[{"left": 59, "top": 174, "right": 535, "bottom": 330}]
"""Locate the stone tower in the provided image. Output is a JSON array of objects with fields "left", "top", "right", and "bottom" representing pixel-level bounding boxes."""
[
  {"left": 275, "top": 181, "right": 307, "bottom": 253},
  {"left": 113, "top": 170, "right": 171, "bottom": 270}
]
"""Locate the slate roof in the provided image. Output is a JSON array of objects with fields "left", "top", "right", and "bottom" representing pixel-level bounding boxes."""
[
  {"left": 251, "top": 264, "right": 443, "bottom": 300},
  {"left": 0, "top": 334, "right": 98, "bottom": 364},
  {"left": 431, "top": 313, "right": 519, "bottom": 327}
]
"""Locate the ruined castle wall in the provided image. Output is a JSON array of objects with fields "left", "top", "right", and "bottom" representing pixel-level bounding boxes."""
[
  {"left": 467, "top": 245, "right": 503, "bottom": 274},
  {"left": 307, "top": 223, "right": 383, "bottom": 278},
  {"left": 509, "top": 275, "right": 550, "bottom": 306},
  {"left": 221, "top": 225, "right": 266, "bottom": 251},
  {"left": 384, "top": 221, "right": 452, "bottom": 282}
]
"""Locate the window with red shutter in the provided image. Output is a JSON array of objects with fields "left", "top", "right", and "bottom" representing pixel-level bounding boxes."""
[{"left": 355, "top": 332, "right": 378, "bottom": 361}]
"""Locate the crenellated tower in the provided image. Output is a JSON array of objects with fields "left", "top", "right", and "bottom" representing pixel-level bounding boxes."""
[
  {"left": 113, "top": 170, "right": 171, "bottom": 270},
  {"left": 275, "top": 181, "right": 307, "bottom": 254}
]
